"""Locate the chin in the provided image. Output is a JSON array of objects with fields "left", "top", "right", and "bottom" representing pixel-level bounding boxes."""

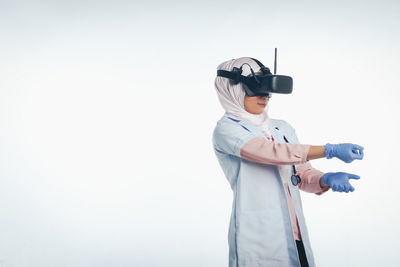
[{"left": 249, "top": 110, "right": 264, "bottom": 115}]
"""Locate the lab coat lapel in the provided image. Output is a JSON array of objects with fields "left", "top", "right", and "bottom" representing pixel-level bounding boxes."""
[
  {"left": 270, "top": 122, "right": 284, "bottom": 144},
  {"left": 274, "top": 126, "right": 300, "bottom": 199}
]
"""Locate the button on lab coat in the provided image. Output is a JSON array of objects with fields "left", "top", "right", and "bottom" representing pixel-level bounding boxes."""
[{"left": 212, "top": 113, "right": 322, "bottom": 267}]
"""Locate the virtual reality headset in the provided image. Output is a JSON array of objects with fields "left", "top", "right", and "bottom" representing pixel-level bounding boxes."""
[{"left": 217, "top": 50, "right": 293, "bottom": 97}]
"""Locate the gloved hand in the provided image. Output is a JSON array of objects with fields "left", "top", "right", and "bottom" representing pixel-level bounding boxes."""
[
  {"left": 325, "top": 143, "right": 364, "bottom": 163},
  {"left": 322, "top": 172, "right": 360, "bottom": 193}
]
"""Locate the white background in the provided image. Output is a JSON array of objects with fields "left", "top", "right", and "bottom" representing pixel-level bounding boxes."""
[{"left": 1, "top": 0, "right": 399, "bottom": 266}]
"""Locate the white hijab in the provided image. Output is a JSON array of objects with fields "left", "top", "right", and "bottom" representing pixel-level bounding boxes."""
[{"left": 214, "top": 57, "right": 274, "bottom": 140}]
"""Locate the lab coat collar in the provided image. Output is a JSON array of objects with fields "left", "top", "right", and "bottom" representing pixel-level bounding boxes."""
[
  {"left": 224, "top": 113, "right": 255, "bottom": 131},
  {"left": 224, "top": 112, "right": 280, "bottom": 140}
]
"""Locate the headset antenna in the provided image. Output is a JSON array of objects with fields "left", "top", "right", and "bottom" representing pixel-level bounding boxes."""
[{"left": 274, "top": 48, "right": 277, "bottom": 74}]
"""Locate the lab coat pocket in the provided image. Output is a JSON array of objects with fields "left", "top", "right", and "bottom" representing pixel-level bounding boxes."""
[{"left": 236, "top": 209, "right": 289, "bottom": 264}]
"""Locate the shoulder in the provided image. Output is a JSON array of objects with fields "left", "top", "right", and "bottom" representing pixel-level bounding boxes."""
[
  {"left": 214, "top": 114, "right": 248, "bottom": 132},
  {"left": 213, "top": 114, "right": 252, "bottom": 140},
  {"left": 212, "top": 114, "right": 262, "bottom": 155}
]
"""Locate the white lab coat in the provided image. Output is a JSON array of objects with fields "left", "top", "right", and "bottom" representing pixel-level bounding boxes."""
[{"left": 212, "top": 113, "right": 318, "bottom": 267}]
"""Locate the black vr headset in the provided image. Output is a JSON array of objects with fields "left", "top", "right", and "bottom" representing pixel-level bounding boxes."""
[{"left": 217, "top": 48, "right": 293, "bottom": 97}]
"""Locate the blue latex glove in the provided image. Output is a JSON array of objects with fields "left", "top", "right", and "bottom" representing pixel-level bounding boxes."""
[
  {"left": 322, "top": 172, "right": 360, "bottom": 193},
  {"left": 325, "top": 143, "right": 364, "bottom": 163}
]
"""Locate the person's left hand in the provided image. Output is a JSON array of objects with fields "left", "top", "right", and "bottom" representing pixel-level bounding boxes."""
[{"left": 322, "top": 172, "right": 360, "bottom": 193}]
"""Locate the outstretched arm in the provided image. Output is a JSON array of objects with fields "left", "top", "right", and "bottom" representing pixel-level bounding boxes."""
[
  {"left": 213, "top": 121, "right": 363, "bottom": 165},
  {"left": 240, "top": 136, "right": 311, "bottom": 165}
]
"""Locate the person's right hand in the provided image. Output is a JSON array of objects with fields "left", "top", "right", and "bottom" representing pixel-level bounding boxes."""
[
  {"left": 325, "top": 143, "right": 364, "bottom": 163},
  {"left": 321, "top": 172, "right": 360, "bottom": 193}
]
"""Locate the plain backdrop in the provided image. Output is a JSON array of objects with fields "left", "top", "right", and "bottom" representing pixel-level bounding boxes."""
[{"left": 1, "top": 0, "right": 400, "bottom": 266}]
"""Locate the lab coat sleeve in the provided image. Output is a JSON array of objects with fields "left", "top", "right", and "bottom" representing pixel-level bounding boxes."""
[
  {"left": 213, "top": 121, "right": 257, "bottom": 157},
  {"left": 296, "top": 162, "right": 330, "bottom": 195}
]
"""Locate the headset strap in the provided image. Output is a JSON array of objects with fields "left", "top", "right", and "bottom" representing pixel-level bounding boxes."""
[
  {"left": 217, "top": 69, "right": 257, "bottom": 84},
  {"left": 250, "top": 57, "right": 265, "bottom": 68},
  {"left": 217, "top": 69, "right": 240, "bottom": 80},
  {"left": 217, "top": 57, "right": 264, "bottom": 79}
]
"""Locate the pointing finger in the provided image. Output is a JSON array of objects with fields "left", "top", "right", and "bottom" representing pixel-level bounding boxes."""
[{"left": 348, "top": 174, "right": 360, "bottom": 180}]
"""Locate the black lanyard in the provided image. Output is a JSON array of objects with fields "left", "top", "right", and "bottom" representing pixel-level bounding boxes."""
[{"left": 275, "top": 127, "right": 302, "bottom": 186}]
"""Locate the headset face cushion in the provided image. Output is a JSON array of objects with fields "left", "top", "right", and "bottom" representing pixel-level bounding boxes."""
[{"left": 242, "top": 82, "right": 270, "bottom": 97}]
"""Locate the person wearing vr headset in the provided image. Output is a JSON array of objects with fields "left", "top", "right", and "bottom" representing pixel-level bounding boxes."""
[{"left": 212, "top": 56, "right": 364, "bottom": 267}]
